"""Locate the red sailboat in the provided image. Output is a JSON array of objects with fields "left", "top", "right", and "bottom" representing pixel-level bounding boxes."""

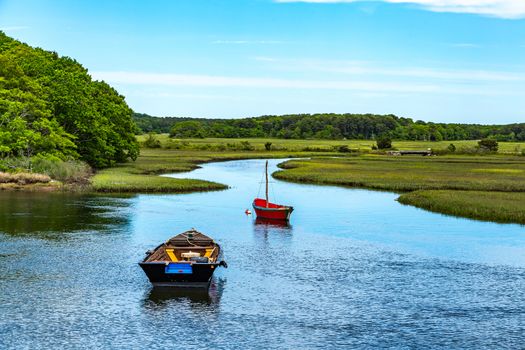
[{"left": 252, "top": 160, "right": 294, "bottom": 221}]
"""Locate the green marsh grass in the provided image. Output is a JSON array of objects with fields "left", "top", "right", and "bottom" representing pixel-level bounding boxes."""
[
  {"left": 274, "top": 155, "right": 525, "bottom": 224},
  {"left": 398, "top": 190, "right": 525, "bottom": 224},
  {"left": 91, "top": 166, "right": 227, "bottom": 193},
  {"left": 274, "top": 156, "right": 525, "bottom": 192},
  {"left": 91, "top": 148, "right": 335, "bottom": 193}
]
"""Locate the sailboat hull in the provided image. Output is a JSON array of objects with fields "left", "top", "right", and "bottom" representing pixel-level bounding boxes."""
[{"left": 252, "top": 198, "right": 293, "bottom": 221}]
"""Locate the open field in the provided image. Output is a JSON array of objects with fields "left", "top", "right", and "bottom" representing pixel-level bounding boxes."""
[
  {"left": 398, "top": 190, "right": 525, "bottom": 224},
  {"left": 137, "top": 134, "right": 525, "bottom": 154}
]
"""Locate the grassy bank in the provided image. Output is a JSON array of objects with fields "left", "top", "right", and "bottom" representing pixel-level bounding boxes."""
[
  {"left": 91, "top": 148, "right": 333, "bottom": 193},
  {"left": 273, "top": 156, "right": 525, "bottom": 192},
  {"left": 273, "top": 155, "right": 525, "bottom": 224},
  {"left": 0, "top": 172, "right": 61, "bottom": 191},
  {"left": 91, "top": 166, "right": 227, "bottom": 193},
  {"left": 398, "top": 190, "right": 525, "bottom": 224},
  {"left": 0, "top": 157, "right": 92, "bottom": 192}
]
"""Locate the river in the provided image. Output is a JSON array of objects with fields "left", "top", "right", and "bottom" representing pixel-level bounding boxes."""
[{"left": 1, "top": 159, "right": 524, "bottom": 349}]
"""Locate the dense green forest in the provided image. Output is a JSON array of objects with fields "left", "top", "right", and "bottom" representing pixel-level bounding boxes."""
[
  {"left": 134, "top": 113, "right": 525, "bottom": 142},
  {"left": 0, "top": 32, "right": 138, "bottom": 168}
]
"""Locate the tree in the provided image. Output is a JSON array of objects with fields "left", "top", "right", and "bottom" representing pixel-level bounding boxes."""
[
  {"left": 376, "top": 136, "right": 392, "bottom": 149},
  {"left": 478, "top": 139, "right": 498, "bottom": 152},
  {"left": 170, "top": 121, "right": 206, "bottom": 138},
  {"left": 0, "top": 31, "right": 139, "bottom": 168}
]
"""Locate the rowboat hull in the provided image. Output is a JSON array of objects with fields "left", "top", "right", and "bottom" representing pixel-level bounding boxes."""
[
  {"left": 252, "top": 198, "right": 293, "bottom": 221},
  {"left": 139, "top": 262, "right": 220, "bottom": 288}
]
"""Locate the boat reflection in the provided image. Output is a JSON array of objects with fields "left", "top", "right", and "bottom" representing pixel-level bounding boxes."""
[
  {"left": 145, "top": 278, "right": 225, "bottom": 307},
  {"left": 254, "top": 217, "right": 292, "bottom": 228},
  {"left": 253, "top": 217, "right": 293, "bottom": 243}
]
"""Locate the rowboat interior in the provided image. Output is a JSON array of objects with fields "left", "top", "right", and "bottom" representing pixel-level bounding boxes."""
[
  {"left": 143, "top": 230, "right": 220, "bottom": 264},
  {"left": 144, "top": 245, "right": 219, "bottom": 263}
]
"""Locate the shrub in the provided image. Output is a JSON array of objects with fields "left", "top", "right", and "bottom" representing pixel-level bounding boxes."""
[
  {"left": 448, "top": 143, "right": 456, "bottom": 153},
  {"left": 478, "top": 139, "right": 498, "bottom": 152},
  {"left": 336, "top": 145, "right": 350, "bottom": 153},
  {"left": 431, "top": 148, "right": 450, "bottom": 156},
  {"left": 371, "top": 145, "right": 378, "bottom": 150},
  {"left": 376, "top": 136, "right": 392, "bottom": 149},
  {"left": 240, "top": 141, "right": 255, "bottom": 151},
  {"left": 301, "top": 146, "right": 329, "bottom": 152},
  {"left": 165, "top": 140, "right": 190, "bottom": 149},
  {"left": 31, "top": 155, "right": 91, "bottom": 183},
  {"left": 264, "top": 142, "right": 272, "bottom": 151},
  {"left": 456, "top": 146, "right": 481, "bottom": 155},
  {"left": 142, "top": 133, "right": 161, "bottom": 148}
]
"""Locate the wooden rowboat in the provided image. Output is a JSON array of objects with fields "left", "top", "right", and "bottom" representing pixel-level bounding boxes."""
[{"left": 139, "top": 229, "right": 227, "bottom": 288}]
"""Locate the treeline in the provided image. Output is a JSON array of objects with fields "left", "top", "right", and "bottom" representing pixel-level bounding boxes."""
[
  {"left": 134, "top": 113, "right": 525, "bottom": 141},
  {"left": 0, "top": 32, "right": 138, "bottom": 168}
]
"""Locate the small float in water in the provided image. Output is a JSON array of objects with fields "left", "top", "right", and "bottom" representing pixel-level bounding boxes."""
[
  {"left": 139, "top": 229, "right": 227, "bottom": 288},
  {"left": 252, "top": 160, "right": 294, "bottom": 221}
]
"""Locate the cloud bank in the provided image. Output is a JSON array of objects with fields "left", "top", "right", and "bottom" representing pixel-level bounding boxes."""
[
  {"left": 92, "top": 71, "right": 439, "bottom": 93},
  {"left": 275, "top": 0, "right": 525, "bottom": 19},
  {"left": 91, "top": 70, "right": 522, "bottom": 96}
]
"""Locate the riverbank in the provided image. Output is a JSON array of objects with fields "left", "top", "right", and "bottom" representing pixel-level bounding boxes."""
[
  {"left": 398, "top": 190, "right": 525, "bottom": 224},
  {"left": 90, "top": 148, "right": 335, "bottom": 193},
  {"left": 5, "top": 137, "right": 525, "bottom": 225},
  {"left": 273, "top": 156, "right": 525, "bottom": 224}
]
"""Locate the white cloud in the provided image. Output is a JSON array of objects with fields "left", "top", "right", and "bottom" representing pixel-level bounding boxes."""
[
  {"left": 212, "top": 40, "right": 284, "bottom": 44},
  {"left": 92, "top": 70, "right": 439, "bottom": 93},
  {"left": 0, "top": 26, "right": 30, "bottom": 32},
  {"left": 275, "top": 0, "right": 525, "bottom": 19},
  {"left": 253, "top": 56, "right": 279, "bottom": 62},
  {"left": 254, "top": 57, "right": 524, "bottom": 82},
  {"left": 92, "top": 70, "right": 522, "bottom": 96},
  {"left": 450, "top": 43, "right": 481, "bottom": 48},
  {"left": 128, "top": 91, "right": 245, "bottom": 101}
]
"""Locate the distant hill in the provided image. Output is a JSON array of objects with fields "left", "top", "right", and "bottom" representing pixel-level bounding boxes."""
[
  {"left": 0, "top": 32, "right": 138, "bottom": 168},
  {"left": 134, "top": 112, "right": 525, "bottom": 141}
]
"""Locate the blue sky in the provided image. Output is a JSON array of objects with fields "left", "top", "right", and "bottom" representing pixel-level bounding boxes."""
[{"left": 0, "top": 0, "right": 524, "bottom": 123}]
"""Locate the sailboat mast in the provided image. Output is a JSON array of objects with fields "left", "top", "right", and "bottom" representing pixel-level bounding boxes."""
[{"left": 265, "top": 160, "right": 269, "bottom": 208}]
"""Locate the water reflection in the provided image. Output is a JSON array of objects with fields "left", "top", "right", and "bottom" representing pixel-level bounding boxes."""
[
  {"left": 254, "top": 217, "right": 292, "bottom": 228},
  {"left": 0, "top": 192, "right": 133, "bottom": 236},
  {"left": 144, "top": 278, "right": 225, "bottom": 308},
  {"left": 252, "top": 217, "right": 293, "bottom": 244}
]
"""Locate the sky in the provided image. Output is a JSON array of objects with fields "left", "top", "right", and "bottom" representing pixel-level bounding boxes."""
[{"left": 0, "top": 0, "right": 524, "bottom": 124}]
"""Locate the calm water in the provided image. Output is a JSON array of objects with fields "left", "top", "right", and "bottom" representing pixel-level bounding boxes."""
[{"left": 1, "top": 159, "right": 524, "bottom": 349}]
